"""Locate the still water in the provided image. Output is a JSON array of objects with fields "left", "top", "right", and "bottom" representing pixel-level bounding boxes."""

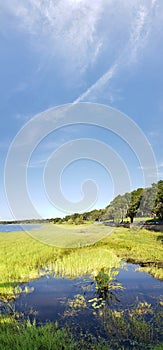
[
  {"left": 13, "top": 263, "right": 163, "bottom": 347},
  {"left": 0, "top": 224, "right": 41, "bottom": 232}
]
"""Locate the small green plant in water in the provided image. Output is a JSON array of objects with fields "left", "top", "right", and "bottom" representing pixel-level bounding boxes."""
[{"left": 89, "top": 267, "right": 124, "bottom": 309}]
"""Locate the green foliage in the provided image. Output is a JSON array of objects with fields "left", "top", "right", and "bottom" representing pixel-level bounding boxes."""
[
  {"left": 74, "top": 215, "right": 84, "bottom": 225},
  {"left": 67, "top": 218, "right": 74, "bottom": 225},
  {"left": 0, "top": 316, "right": 76, "bottom": 350},
  {"left": 0, "top": 230, "right": 60, "bottom": 298},
  {"left": 153, "top": 180, "right": 163, "bottom": 220},
  {"left": 0, "top": 315, "right": 112, "bottom": 350},
  {"left": 138, "top": 183, "right": 157, "bottom": 217},
  {"left": 60, "top": 180, "right": 163, "bottom": 225},
  {"left": 53, "top": 246, "right": 120, "bottom": 278},
  {"left": 88, "top": 267, "right": 123, "bottom": 309},
  {"left": 0, "top": 312, "right": 162, "bottom": 350},
  {"left": 52, "top": 217, "right": 63, "bottom": 224},
  {"left": 126, "top": 188, "right": 143, "bottom": 223},
  {"left": 104, "top": 193, "right": 130, "bottom": 222}
]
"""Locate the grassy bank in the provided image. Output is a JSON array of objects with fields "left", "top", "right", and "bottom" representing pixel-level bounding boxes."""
[
  {"left": 100, "top": 227, "right": 163, "bottom": 278},
  {"left": 0, "top": 230, "right": 59, "bottom": 298},
  {"left": 0, "top": 315, "right": 110, "bottom": 350},
  {"left": 0, "top": 225, "right": 162, "bottom": 298}
]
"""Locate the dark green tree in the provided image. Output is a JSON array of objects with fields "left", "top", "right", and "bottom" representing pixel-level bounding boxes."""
[
  {"left": 138, "top": 184, "right": 157, "bottom": 217},
  {"left": 104, "top": 193, "right": 130, "bottom": 223},
  {"left": 153, "top": 180, "right": 163, "bottom": 220},
  {"left": 126, "top": 188, "right": 143, "bottom": 223}
]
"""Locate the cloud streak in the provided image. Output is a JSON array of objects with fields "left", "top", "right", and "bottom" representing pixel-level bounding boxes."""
[
  {"left": 74, "top": 0, "right": 158, "bottom": 103},
  {"left": 1, "top": 0, "right": 104, "bottom": 73},
  {"left": 1, "top": 0, "right": 160, "bottom": 102}
]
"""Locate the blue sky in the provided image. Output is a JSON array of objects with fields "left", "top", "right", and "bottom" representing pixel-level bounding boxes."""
[{"left": 0, "top": 0, "right": 163, "bottom": 220}]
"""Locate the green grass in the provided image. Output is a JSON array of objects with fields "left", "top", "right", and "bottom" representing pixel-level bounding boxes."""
[
  {"left": 0, "top": 230, "right": 60, "bottom": 298},
  {"left": 29, "top": 223, "right": 113, "bottom": 247},
  {"left": 0, "top": 310, "right": 162, "bottom": 350},
  {"left": 53, "top": 247, "right": 120, "bottom": 278},
  {"left": 0, "top": 224, "right": 162, "bottom": 298},
  {"left": 100, "top": 227, "right": 163, "bottom": 268},
  {"left": 0, "top": 315, "right": 111, "bottom": 350},
  {"left": 0, "top": 316, "right": 75, "bottom": 350},
  {"left": 0, "top": 224, "right": 163, "bottom": 349},
  {"left": 0, "top": 225, "right": 118, "bottom": 298}
]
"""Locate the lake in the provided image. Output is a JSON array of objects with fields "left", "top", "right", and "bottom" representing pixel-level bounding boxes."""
[{"left": 0, "top": 224, "right": 41, "bottom": 232}]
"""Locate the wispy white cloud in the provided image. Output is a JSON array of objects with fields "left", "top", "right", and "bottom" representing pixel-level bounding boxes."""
[
  {"left": 74, "top": 0, "right": 159, "bottom": 102},
  {"left": 1, "top": 0, "right": 161, "bottom": 103},
  {"left": 1, "top": 0, "right": 104, "bottom": 74}
]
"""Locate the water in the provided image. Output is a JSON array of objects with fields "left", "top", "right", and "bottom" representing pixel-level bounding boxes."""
[
  {"left": 0, "top": 224, "right": 41, "bottom": 232},
  {"left": 12, "top": 263, "right": 163, "bottom": 347}
]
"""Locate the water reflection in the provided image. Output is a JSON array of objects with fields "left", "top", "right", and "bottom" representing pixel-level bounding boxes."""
[
  {"left": 88, "top": 267, "right": 123, "bottom": 309},
  {"left": 11, "top": 263, "right": 163, "bottom": 349}
]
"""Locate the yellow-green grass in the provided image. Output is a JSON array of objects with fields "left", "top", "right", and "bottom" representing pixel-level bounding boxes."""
[
  {"left": 99, "top": 227, "right": 163, "bottom": 279},
  {"left": 29, "top": 223, "right": 113, "bottom": 247},
  {"left": 0, "top": 226, "right": 118, "bottom": 299},
  {"left": 0, "top": 225, "right": 162, "bottom": 298},
  {"left": 101, "top": 227, "right": 163, "bottom": 264},
  {"left": 53, "top": 247, "right": 120, "bottom": 278}
]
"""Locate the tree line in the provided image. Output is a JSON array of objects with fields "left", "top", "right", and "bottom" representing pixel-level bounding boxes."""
[
  {"left": 51, "top": 180, "right": 163, "bottom": 224},
  {"left": 104, "top": 180, "right": 163, "bottom": 223},
  {"left": 1, "top": 181, "right": 162, "bottom": 225}
]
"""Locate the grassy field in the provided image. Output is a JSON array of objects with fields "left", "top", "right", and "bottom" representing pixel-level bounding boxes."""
[
  {"left": 101, "top": 227, "right": 163, "bottom": 279},
  {"left": 101, "top": 227, "right": 163, "bottom": 263},
  {"left": 0, "top": 224, "right": 118, "bottom": 299},
  {"left": 28, "top": 222, "right": 113, "bottom": 247},
  {"left": 0, "top": 224, "right": 162, "bottom": 298}
]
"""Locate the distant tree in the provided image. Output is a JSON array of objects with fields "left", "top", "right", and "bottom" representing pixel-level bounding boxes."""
[
  {"left": 53, "top": 217, "right": 63, "bottom": 224},
  {"left": 67, "top": 218, "right": 73, "bottom": 225},
  {"left": 74, "top": 215, "right": 84, "bottom": 225},
  {"left": 82, "top": 209, "right": 103, "bottom": 221},
  {"left": 57, "top": 219, "right": 63, "bottom": 224},
  {"left": 137, "top": 184, "right": 157, "bottom": 217},
  {"left": 64, "top": 215, "right": 71, "bottom": 222},
  {"left": 104, "top": 193, "right": 130, "bottom": 223},
  {"left": 126, "top": 188, "right": 143, "bottom": 223},
  {"left": 51, "top": 181, "right": 163, "bottom": 225}
]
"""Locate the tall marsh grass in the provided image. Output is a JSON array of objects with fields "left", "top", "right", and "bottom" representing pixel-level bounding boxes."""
[{"left": 0, "top": 225, "right": 162, "bottom": 298}]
